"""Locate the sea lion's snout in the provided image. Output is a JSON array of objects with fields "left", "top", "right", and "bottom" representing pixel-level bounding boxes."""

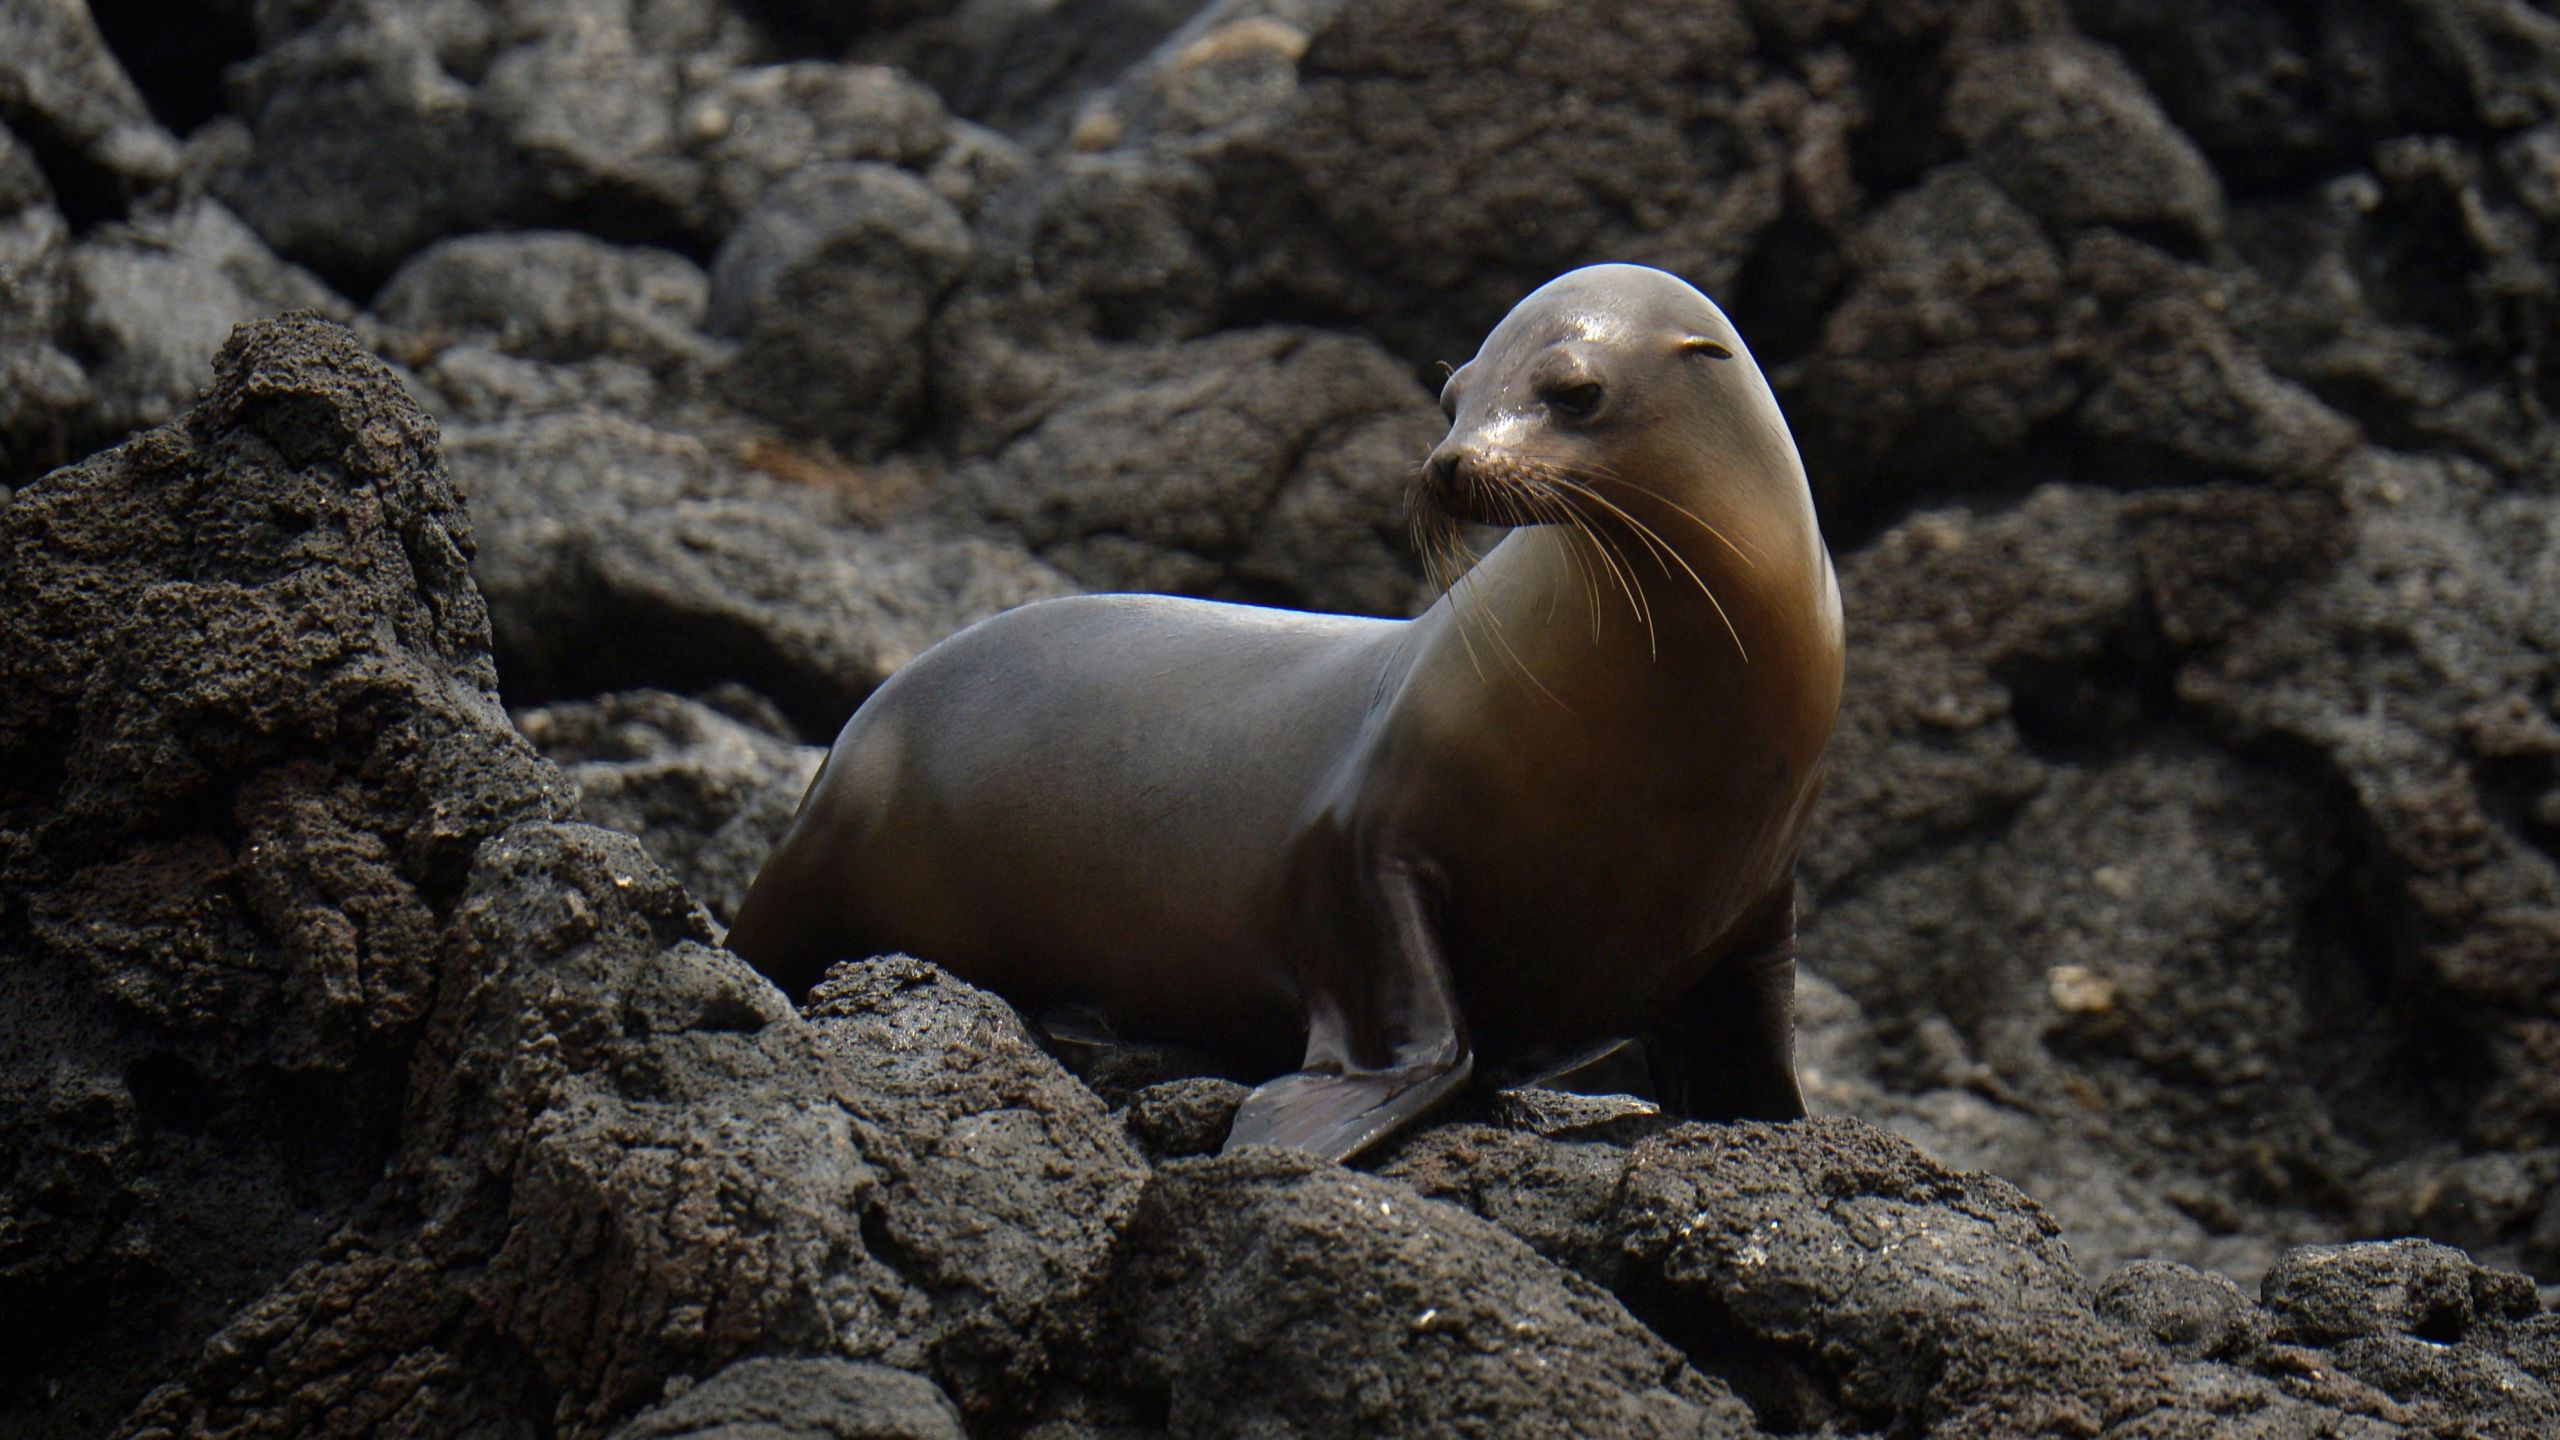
[
  {"left": 1421, "top": 438, "right": 1470, "bottom": 500},
  {"left": 1419, "top": 437, "right": 1515, "bottom": 526}
]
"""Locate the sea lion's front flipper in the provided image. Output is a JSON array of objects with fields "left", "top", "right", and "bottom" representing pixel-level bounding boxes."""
[
  {"left": 1648, "top": 883, "right": 1808, "bottom": 1121},
  {"left": 1223, "top": 1061, "right": 1473, "bottom": 1160},
  {"left": 1222, "top": 860, "right": 1473, "bottom": 1162}
]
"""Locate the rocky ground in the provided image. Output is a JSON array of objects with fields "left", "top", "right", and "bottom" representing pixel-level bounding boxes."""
[{"left": 5, "top": 0, "right": 2560, "bottom": 1435}]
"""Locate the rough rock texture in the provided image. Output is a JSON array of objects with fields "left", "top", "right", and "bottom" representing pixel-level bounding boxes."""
[
  {"left": 609, "top": 1358, "right": 966, "bottom": 1440},
  {"left": 439, "top": 409, "right": 1076, "bottom": 734},
  {"left": 64, "top": 199, "right": 349, "bottom": 439},
  {"left": 0, "top": 0, "right": 182, "bottom": 219},
  {"left": 1383, "top": 1117, "right": 2560, "bottom": 1437},
  {"left": 515, "top": 687, "right": 824, "bottom": 926},
  {"left": 9, "top": 0, "right": 2560, "bottom": 1434},
  {"left": 199, "top": 0, "right": 914, "bottom": 288},
  {"left": 372, "top": 230, "right": 718, "bottom": 372},
  {"left": 932, "top": 323, "right": 1439, "bottom": 614},
  {"left": 708, "top": 161, "right": 970, "bottom": 458},
  {"left": 0, "top": 123, "right": 93, "bottom": 490},
  {"left": 805, "top": 957, "right": 1152, "bottom": 1411},
  {"left": 1049, "top": 1147, "right": 1763, "bottom": 1437},
  {"left": 0, "top": 317, "right": 1147, "bottom": 1439},
  {"left": 0, "top": 314, "right": 575, "bottom": 1435}
]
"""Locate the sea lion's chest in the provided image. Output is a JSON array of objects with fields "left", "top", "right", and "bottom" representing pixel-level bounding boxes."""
[{"left": 1343, "top": 723, "right": 1780, "bottom": 1040}]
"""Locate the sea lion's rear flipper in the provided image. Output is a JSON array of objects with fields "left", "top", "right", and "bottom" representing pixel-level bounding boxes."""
[
  {"left": 1222, "top": 859, "right": 1474, "bottom": 1163},
  {"left": 1498, "top": 1036, "right": 1653, "bottom": 1096},
  {"left": 1648, "top": 885, "right": 1808, "bottom": 1121}
]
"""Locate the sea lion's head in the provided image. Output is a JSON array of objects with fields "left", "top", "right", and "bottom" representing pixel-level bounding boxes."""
[{"left": 1417, "top": 264, "right": 1798, "bottom": 533}]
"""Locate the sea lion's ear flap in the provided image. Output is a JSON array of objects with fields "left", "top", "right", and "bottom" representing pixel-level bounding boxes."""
[
  {"left": 1438, "top": 360, "right": 1471, "bottom": 418},
  {"left": 1680, "top": 336, "right": 1735, "bottom": 360}
]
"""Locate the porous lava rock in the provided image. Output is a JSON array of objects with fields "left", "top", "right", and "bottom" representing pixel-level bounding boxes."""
[
  {"left": 439, "top": 409, "right": 1076, "bottom": 734},
  {"left": 514, "top": 686, "right": 823, "bottom": 925},
  {"left": 608, "top": 1358, "right": 966, "bottom": 1440},
  {"left": 0, "top": 312, "right": 574, "bottom": 1435}
]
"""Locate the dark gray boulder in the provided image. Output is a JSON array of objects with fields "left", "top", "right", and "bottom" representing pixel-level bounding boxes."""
[
  {"left": 1942, "top": 34, "right": 2225, "bottom": 245},
  {"left": 1378, "top": 1122, "right": 1650, "bottom": 1288},
  {"left": 1781, "top": 166, "right": 2081, "bottom": 507},
  {"left": 2261, "top": 1238, "right": 2540, "bottom": 1347},
  {"left": 609, "top": 1358, "right": 966, "bottom": 1440},
  {"left": 1019, "top": 152, "right": 1222, "bottom": 342},
  {"left": 682, "top": 62, "right": 956, "bottom": 229},
  {"left": 1155, "top": 0, "right": 1778, "bottom": 363},
  {"left": 808, "top": 958, "right": 1152, "bottom": 1410},
  {"left": 365, "top": 230, "right": 729, "bottom": 429},
  {"left": 119, "top": 819, "right": 893, "bottom": 1439},
  {"left": 372, "top": 231, "right": 716, "bottom": 369},
  {"left": 707, "top": 162, "right": 972, "bottom": 458},
  {"left": 0, "top": 118, "right": 354, "bottom": 488},
  {"left": 2256, "top": 1239, "right": 2559, "bottom": 1433},
  {"left": 0, "top": 0, "right": 182, "bottom": 218},
  {"left": 63, "top": 199, "right": 349, "bottom": 439},
  {"left": 1122, "top": 1076, "right": 1249, "bottom": 1159},
  {"left": 934, "top": 323, "right": 1437, "bottom": 615},
  {"left": 0, "top": 313, "right": 573, "bottom": 1437},
  {"left": 0, "top": 315, "right": 1127, "bottom": 1440},
  {"left": 443, "top": 409, "right": 1074, "bottom": 733},
  {"left": 0, "top": 123, "right": 88, "bottom": 484},
  {"left": 1385, "top": 1114, "right": 2560, "bottom": 1437},
  {"left": 205, "top": 2, "right": 960, "bottom": 287},
  {"left": 862, "top": 0, "right": 1202, "bottom": 138},
  {"left": 2096, "top": 1260, "right": 2266, "bottom": 1362},
  {"left": 207, "top": 10, "right": 514, "bottom": 287},
  {"left": 122, "top": 832, "right": 1152, "bottom": 1440},
  {"left": 2162, "top": 450, "right": 2560, "bottom": 1155},
  {"left": 1051, "top": 1147, "right": 1761, "bottom": 1437},
  {"left": 2068, "top": 0, "right": 2560, "bottom": 185},
  {"left": 514, "top": 687, "right": 823, "bottom": 925}
]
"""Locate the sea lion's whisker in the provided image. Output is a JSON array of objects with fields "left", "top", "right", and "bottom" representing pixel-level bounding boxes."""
[
  {"left": 1515, "top": 471, "right": 1617, "bottom": 638},
  {"left": 1521, "top": 470, "right": 1642, "bottom": 642},
  {"left": 1541, "top": 470, "right": 1749, "bottom": 665},
  {"left": 1447, "top": 524, "right": 1502, "bottom": 687},
  {"left": 1587, "top": 510, "right": 1654, "bottom": 626},
  {"left": 1632, "top": 489, "right": 1760, "bottom": 571},
  {"left": 1550, "top": 458, "right": 1763, "bottom": 569},
  {"left": 1545, "top": 477, "right": 1660, "bottom": 656},
  {"left": 1409, "top": 494, "right": 1488, "bottom": 680},
  {"left": 1559, "top": 495, "right": 1660, "bottom": 659},
  {"left": 1521, "top": 480, "right": 1607, "bottom": 639},
  {"left": 1531, "top": 495, "right": 1581, "bottom": 628},
  {"left": 1446, "top": 465, "right": 1568, "bottom": 707},
  {"left": 1525, "top": 491, "right": 1570, "bottom": 626},
  {"left": 1561, "top": 512, "right": 1615, "bottom": 645},
  {"left": 1435, "top": 521, "right": 1492, "bottom": 684},
  {"left": 1470, "top": 561, "right": 1577, "bottom": 715}
]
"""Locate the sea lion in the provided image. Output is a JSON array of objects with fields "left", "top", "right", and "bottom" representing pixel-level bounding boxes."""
[{"left": 726, "top": 263, "right": 1844, "bottom": 1160}]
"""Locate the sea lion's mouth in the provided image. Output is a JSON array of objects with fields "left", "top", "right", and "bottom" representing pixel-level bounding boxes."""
[
  {"left": 1418, "top": 447, "right": 1551, "bottom": 529},
  {"left": 1408, "top": 448, "right": 1580, "bottom": 603}
]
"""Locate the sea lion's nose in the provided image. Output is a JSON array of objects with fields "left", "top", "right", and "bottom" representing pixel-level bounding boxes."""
[{"left": 1423, "top": 441, "right": 1471, "bottom": 495}]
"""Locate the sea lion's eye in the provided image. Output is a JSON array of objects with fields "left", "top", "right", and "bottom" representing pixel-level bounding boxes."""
[
  {"left": 1548, "top": 382, "right": 1603, "bottom": 419},
  {"left": 1439, "top": 380, "right": 1459, "bottom": 419},
  {"left": 1682, "top": 336, "right": 1735, "bottom": 360}
]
